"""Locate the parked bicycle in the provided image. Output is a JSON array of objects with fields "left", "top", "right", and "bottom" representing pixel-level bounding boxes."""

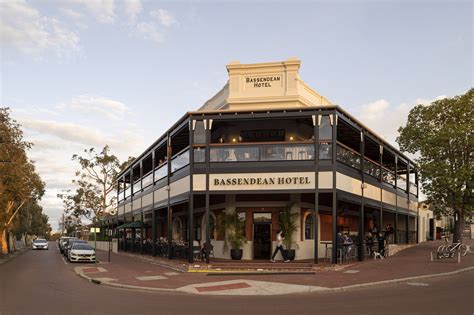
[{"left": 437, "top": 240, "right": 469, "bottom": 259}]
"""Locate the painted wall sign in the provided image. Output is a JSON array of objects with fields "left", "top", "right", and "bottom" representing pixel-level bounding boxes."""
[
  {"left": 214, "top": 176, "right": 311, "bottom": 186},
  {"left": 245, "top": 75, "right": 281, "bottom": 88}
]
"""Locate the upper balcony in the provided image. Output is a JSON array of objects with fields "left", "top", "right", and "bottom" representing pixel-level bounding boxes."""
[{"left": 117, "top": 109, "right": 418, "bottom": 204}]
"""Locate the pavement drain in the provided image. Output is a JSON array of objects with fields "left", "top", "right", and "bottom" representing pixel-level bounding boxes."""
[
  {"left": 406, "top": 282, "right": 430, "bottom": 287},
  {"left": 343, "top": 270, "right": 360, "bottom": 274},
  {"left": 136, "top": 275, "right": 168, "bottom": 281},
  {"left": 164, "top": 272, "right": 179, "bottom": 276}
]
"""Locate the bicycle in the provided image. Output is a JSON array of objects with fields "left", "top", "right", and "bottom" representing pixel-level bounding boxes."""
[{"left": 437, "top": 240, "right": 469, "bottom": 259}]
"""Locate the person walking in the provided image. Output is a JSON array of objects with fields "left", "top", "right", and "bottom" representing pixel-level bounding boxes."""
[{"left": 271, "top": 230, "right": 290, "bottom": 263}]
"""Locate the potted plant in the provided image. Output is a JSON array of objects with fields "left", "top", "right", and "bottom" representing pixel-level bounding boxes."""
[
  {"left": 217, "top": 211, "right": 247, "bottom": 260},
  {"left": 279, "top": 202, "right": 299, "bottom": 261}
]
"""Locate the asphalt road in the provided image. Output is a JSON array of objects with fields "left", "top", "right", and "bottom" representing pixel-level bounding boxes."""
[{"left": 1, "top": 242, "right": 473, "bottom": 315}]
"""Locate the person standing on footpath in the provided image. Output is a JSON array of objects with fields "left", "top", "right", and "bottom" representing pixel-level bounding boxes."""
[{"left": 271, "top": 230, "right": 290, "bottom": 263}]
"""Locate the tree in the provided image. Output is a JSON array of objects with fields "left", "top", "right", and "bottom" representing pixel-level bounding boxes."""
[
  {"left": 0, "top": 108, "right": 45, "bottom": 254},
  {"left": 58, "top": 146, "right": 134, "bottom": 225},
  {"left": 397, "top": 89, "right": 473, "bottom": 242}
]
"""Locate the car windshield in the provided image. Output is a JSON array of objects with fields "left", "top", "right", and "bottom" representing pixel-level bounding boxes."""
[
  {"left": 72, "top": 244, "right": 93, "bottom": 250},
  {"left": 34, "top": 239, "right": 47, "bottom": 243}
]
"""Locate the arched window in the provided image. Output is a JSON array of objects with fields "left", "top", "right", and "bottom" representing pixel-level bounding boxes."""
[
  {"left": 172, "top": 217, "right": 182, "bottom": 241},
  {"left": 305, "top": 213, "right": 315, "bottom": 240},
  {"left": 201, "top": 213, "right": 216, "bottom": 240}
]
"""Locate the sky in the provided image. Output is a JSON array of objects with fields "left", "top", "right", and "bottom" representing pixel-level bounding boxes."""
[{"left": 1, "top": 0, "right": 472, "bottom": 231}]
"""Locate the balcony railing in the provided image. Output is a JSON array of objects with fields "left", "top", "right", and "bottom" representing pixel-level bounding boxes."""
[
  {"left": 171, "top": 149, "right": 190, "bottom": 172},
  {"left": 397, "top": 175, "right": 407, "bottom": 191},
  {"left": 363, "top": 158, "right": 380, "bottom": 179},
  {"left": 318, "top": 142, "right": 332, "bottom": 160},
  {"left": 154, "top": 163, "right": 167, "bottom": 182},
  {"left": 142, "top": 171, "right": 153, "bottom": 188},
  {"left": 382, "top": 168, "right": 396, "bottom": 186},
  {"left": 125, "top": 186, "right": 131, "bottom": 198},
  {"left": 209, "top": 143, "right": 314, "bottom": 162},
  {"left": 194, "top": 147, "right": 205, "bottom": 163},
  {"left": 336, "top": 143, "right": 361, "bottom": 169},
  {"left": 133, "top": 181, "right": 141, "bottom": 194}
]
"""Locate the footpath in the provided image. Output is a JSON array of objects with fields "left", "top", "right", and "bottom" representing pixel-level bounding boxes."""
[{"left": 75, "top": 240, "right": 474, "bottom": 296}]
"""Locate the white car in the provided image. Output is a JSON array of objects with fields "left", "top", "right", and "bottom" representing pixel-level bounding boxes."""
[
  {"left": 68, "top": 243, "right": 96, "bottom": 263},
  {"left": 32, "top": 239, "right": 49, "bottom": 250}
]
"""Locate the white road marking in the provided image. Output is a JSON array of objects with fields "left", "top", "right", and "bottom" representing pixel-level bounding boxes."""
[
  {"left": 164, "top": 272, "right": 180, "bottom": 276},
  {"left": 343, "top": 270, "right": 360, "bottom": 274},
  {"left": 406, "top": 282, "right": 429, "bottom": 287}
]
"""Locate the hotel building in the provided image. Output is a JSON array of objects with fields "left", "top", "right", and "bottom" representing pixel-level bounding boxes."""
[{"left": 113, "top": 59, "right": 419, "bottom": 264}]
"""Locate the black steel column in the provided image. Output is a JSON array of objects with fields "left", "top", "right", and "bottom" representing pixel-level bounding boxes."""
[
  {"left": 205, "top": 119, "right": 211, "bottom": 263},
  {"left": 359, "top": 131, "right": 365, "bottom": 261},
  {"left": 331, "top": 113, "right": 338, "bottom": 264},
  {"left": 166, "top": 133, "right": 172, "bottom": 258},
  {"left": 394, "top": 156, "right": 398, "bottom": 244},
  {"left": 188, "top": 119, "right": 195, "bottom": 263},
  {"left": 379, "top": 145, "right": 383, "bottom": 232},
  {"left": 151, "top": 150, "right": 156, "bottom": 257},
  {"left": 313, "top": 113, "right": 320, "bottom": 264}
]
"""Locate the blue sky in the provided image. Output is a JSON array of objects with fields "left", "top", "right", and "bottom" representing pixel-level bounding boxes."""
[{"left": 1, "top": 0, "right": 472, "bottom": 230}]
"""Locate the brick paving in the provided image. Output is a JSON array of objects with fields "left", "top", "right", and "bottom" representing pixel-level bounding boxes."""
[{"left": 77, "top": 239, "right": 474, "bottom": 294}]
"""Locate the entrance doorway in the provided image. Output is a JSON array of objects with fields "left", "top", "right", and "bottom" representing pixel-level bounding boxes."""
[{"left": 253, "top": 213, "right": 272, "bottom": 260}]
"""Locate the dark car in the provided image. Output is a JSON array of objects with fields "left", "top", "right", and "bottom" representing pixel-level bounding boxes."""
[
  {"left": 63, "top": 239, "right": 87, "bottom": 257},
  {"left": 59, "top": 237, "right": 76, "bottom": 254}
]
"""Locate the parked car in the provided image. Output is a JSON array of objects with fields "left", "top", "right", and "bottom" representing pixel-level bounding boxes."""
[
  {"left": 63, "top": 239, "right": 87, "bottom": 257},
  {"left": 32, "top": 239, "right": 49, "bottom": 250},
  {"left": 59, "top": 237, "right": 76, "bottom": 254},
  {"left": 68, "top": 243, "right": 96, "bottom": 263}
]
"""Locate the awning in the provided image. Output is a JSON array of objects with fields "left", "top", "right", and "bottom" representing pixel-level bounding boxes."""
[{"left": 116, "top": 221, "right": 150, "bottom": 229}]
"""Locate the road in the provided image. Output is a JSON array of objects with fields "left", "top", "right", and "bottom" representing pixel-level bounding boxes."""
[{"left": 1, "top": 242, "right": 473, "bottom": 315}]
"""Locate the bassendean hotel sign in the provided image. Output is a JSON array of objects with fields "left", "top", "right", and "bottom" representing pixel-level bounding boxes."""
[
  {"left": 214, "top": 176, "right": 310, "bottom": 186},
  {"left": 203, "top": 172, "right": 316, "bottom": 191},
  {"left": 246, "top": 75, "right": 281, "bottom": 88}
]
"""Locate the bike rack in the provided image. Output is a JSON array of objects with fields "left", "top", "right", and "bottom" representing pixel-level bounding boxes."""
[{"left": 431, "top": 251, "right": 461, "bottom": 263}]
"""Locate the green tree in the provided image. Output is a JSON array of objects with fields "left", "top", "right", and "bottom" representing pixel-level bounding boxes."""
[
  {"left": 58, "top": 146, "right": 134, "bottom": 224},
  {"left": 0, "top": 108, "right": 45, "bottom": 253},
  {"left": 397, "top": 89, "right": 473, "bottom": 242}
]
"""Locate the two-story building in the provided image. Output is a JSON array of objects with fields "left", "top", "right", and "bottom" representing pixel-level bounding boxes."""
[{"left": 112, "top": 59, "right": 419, "bottom": 264}]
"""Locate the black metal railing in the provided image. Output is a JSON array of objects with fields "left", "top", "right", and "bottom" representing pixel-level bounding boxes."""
[
  {"left": 363, "top": 158, "right": 380, "bottom": 179},
  {"left": 336, "top": 143, "right": 361, "bottom": 169}
]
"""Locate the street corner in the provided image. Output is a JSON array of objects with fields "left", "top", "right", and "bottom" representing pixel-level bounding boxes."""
[{"left": 176, "top": 279, "right": 330, "bottom": 296}]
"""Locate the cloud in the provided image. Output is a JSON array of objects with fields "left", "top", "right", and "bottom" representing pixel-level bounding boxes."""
[
  {"left": 70, "top": 0, "right": 116, "bottom": 24},
  {"left": 19, "top": 117, "right": 110, "bottom": 147},
  {"left": 124, "top": 0, "right": 142, "bottom": 23},
  {"left": 354, "top": 95, "right": 448, "bottom": 148},
  {"left": 0, "top": 1, "right": 80, "bottom": 56},
  {"left": 151, "top": 9, "right": 177, "bottom": 27},
  {"left": 134, "top": 22, "right": 164, "bottom": 43},
  {"left": 58, "top": 95, "right": 130, "bottom": 120}
]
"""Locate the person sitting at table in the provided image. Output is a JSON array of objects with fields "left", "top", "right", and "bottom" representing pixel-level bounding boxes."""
[{"left": 201, "top": 242, "right": 213, "bottom": 261}]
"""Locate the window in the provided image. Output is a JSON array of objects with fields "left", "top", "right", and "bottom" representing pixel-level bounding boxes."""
[{"left": 305, "top": 213, "right": 314, "bottom": 240}]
